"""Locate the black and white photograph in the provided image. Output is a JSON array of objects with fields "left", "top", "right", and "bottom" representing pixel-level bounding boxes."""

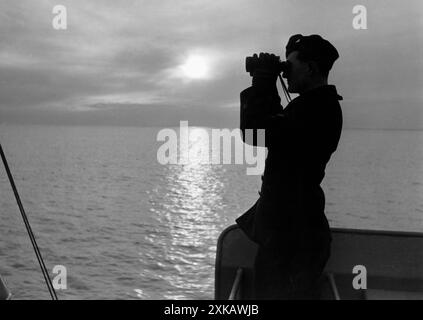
[{"left": 0, "top": 0, "right": 422, "bottom": 306}]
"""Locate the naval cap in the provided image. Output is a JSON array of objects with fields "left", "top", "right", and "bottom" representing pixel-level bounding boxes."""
[{"left": 285, "top": 34, "right": 339, "bottom": 72}]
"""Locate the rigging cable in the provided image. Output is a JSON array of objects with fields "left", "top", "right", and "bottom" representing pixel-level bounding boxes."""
[{"left": 0, "top": 143, "right": 58, "bottom": 300}]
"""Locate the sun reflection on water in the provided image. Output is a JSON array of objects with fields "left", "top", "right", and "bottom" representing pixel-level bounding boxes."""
[
  {"left": 140, "top": 127, "right": 226, "bottom": 299},
  {"left": 165, "top": 127, "right": 223, "bottom": 249}
]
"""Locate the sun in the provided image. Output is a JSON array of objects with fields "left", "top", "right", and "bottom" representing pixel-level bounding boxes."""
[{"left": 181, "top": 55, "right": 209, "bottom": 79}]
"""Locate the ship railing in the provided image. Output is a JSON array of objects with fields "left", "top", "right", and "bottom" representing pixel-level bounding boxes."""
[{"left": 0, "top": 275, "right": 12, "bottom": 300}]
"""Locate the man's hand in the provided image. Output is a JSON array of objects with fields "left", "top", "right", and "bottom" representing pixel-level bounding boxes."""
[{"left": 252, "top": 53, "right": 279, "bottom": 92}]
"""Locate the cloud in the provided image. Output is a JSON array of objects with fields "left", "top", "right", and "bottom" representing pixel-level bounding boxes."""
[{"left": 0, "top": 0, "right": 422, "bottom": 129}]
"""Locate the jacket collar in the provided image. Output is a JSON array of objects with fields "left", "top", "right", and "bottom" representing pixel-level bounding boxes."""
[{"left": 297, "top": 84, "right": 343, "bottom": 101}]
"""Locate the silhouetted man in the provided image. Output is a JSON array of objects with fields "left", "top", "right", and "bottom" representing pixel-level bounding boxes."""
[{"left": 236, "top": 34, "right": 343, "bottom": 299}]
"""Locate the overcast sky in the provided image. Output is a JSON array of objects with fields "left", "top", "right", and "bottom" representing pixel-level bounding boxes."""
[{"left": 0, "top": 0, "right": 422, "bottom": 129}]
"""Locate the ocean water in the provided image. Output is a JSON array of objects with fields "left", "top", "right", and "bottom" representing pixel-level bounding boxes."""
[{"left": 0, "top": 124, "right": 422, "bottom": 300}]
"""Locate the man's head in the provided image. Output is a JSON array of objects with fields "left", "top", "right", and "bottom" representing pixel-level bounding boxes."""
[{"left": 282, "top": 34, "right": 339, "bottom": 94}]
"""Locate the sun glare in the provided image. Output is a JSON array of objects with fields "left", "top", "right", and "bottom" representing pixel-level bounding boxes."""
[{"left": 181, "top": 55, "right": 209, "bottom": 79}]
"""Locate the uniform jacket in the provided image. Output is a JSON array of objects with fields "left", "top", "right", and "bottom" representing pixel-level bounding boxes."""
[{"left": 235, "top": 84, "right": 343, "bottom": 252}]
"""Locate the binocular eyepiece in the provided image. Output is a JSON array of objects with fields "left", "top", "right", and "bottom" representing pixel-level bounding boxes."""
[{"left": 245, "top": 53, "right": 289, "bottom": 75}]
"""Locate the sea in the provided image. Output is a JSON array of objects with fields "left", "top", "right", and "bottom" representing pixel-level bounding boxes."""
[{"left": 0, "top": 124, "right": 422, "bottom": 299}]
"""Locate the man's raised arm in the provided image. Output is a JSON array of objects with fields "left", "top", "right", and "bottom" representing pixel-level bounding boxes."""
[{"left": 240, "top": 86, "right": 288, "bottom": 148}]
